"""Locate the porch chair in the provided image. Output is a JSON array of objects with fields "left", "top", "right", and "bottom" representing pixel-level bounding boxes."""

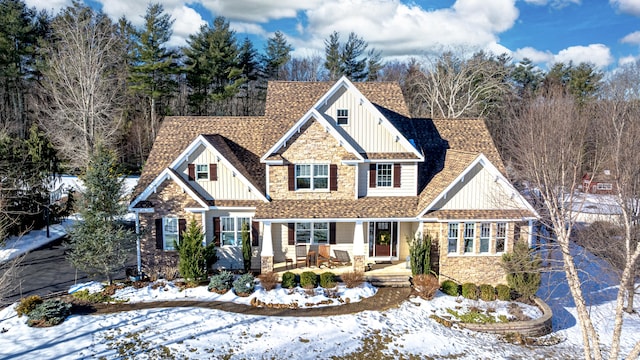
[
  {"left": 294, "top": 244, "right": 307, "bottom": 268},
  {"left": 332, "top": 250, "right": 352, "bottom": 266},
  {"left": 317, "top": 245, "right": 332, "bottom": 268}
]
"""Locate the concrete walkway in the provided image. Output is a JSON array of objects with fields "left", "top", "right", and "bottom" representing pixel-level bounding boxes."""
[{"left": 78, "top": 286, "right": 413, "bottom": 317}]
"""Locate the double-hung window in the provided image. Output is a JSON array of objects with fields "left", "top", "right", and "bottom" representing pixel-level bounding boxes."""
[
  {"left": 195, "top": 164, "right": 209, "bottom": 180},
  {"left": 337, "top": 109, "right": 349, "bottom": 125},
  {"left": 295, "top": 222, "right": 329, "bottom": 244},
  {"left": 220, "top": 217, "right": 250, "bottom": 246},
  {"left": 163, "top": 217, "right": 179, "bottom": 251},
  {"left": 463, "top": 222, "right": 475, "bottom": 253},
  {"left": 376, "top": 164, "right": 392, "bottom": 187},
  {"left": 447, "top": 223, "right": 459, "bottom": 253},
  {"left": 479, "top": 223, "right": 491, "bottom": 253},
  {"left": 496, "top": 222, "right": 507, "bottom": 253},
  {"left": 295, "top": 164, "right": 328, "bottom": 190}
]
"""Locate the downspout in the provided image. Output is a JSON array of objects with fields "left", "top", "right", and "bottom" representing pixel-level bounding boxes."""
[{"left": 135, "top": 211, "right": 141, "bottom": 275}]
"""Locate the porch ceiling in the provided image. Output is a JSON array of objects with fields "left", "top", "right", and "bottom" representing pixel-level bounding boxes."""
[{"left": 425, "top": 209, "right": 536, "bottom": 220}]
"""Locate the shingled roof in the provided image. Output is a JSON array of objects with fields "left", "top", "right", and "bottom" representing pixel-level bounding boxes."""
[{"left": 133, "top": 79, "right": 522, "bottom": 220}]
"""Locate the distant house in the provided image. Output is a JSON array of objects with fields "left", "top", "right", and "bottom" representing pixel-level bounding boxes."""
[
  {"left": 128, "top": 77, "right": 537, "bottom": 286},
  {"left": 582, "top": 170, "right": 616, "bottom": 194}
]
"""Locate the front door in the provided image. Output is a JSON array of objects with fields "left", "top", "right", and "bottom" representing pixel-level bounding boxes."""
[{"left": 369, "top": 222, "right": 397, "bottom": 258}]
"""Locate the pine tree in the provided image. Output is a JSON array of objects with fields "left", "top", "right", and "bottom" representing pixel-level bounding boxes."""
[
  {"left": 128, "top": 3, "right": 177, "bottom": 142},
  {"left": 241, "top": 222, "right": 251, "bottom": 272},
  {"left": 263, "top": 31, "right": 291, "bottom": 80},
  {"left": 67, "top": 147, "right": 134, "bottom": 284},
  {"left": 176, "top": 218, "right": 216, "bottom": 284},
  {"left": 237, "top": 37, "right": 260, "bottom": 115},
  {"left": 183, "top": 16, "right": 243, "bottom": 115},
  {"left": 324, "top": 31, "right": 341, "bottom": 81},
  {"left": 323, "top": 31, "right": 378, "bottom": 82}
]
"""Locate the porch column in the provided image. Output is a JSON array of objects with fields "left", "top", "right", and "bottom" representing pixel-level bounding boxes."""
[
  {"left": 352, "top": 220, "right": 366, "bottom": 273},
  {"left": 201, "top": 212, "right": 207, "bottom": 246},
  {"left": 260, "top": 221, "right": 274, "bottom": 273}
]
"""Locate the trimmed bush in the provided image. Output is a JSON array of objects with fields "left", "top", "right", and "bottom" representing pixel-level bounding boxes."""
[
  {"left": 496, "top": 284, "right": 512, "bottom": 301},
  {"left": 208, "top": 270, "right": 234, "bottom": 293},
  {"left": 233, "top": 273, "right": 255, "bottom": 295},
  {"left": 281, "top": 271, "right": 297, "bottom": 289},
  {"left": 479, "top": 284, "right": 496, "bottom": 301},
  {"left": 319, "top": 272, "right": 337, "bottom": 288},
  {"left": 177, "top": 219, "right": 216, "bottom": 285},
  {"left": 412, "top": 274, "right": 439, "bottom": 300},
  {"left": 27, "top": 299, "right": 72, "bottom": 327},
  {"left": 16, "top": 295, "right": 43, "bottom": 317},
  {"left": 440, "top": 280, "right": 460, "bottom": 297},
  {"left": 461, "top": 283, "right": 479, "bottom": 300},
  {"left": 340, "top": 271, "right": 364, "bottom": 288},
  {"left": 299, "top": 271, "right": 318, "bottom": 288},
  {"left": 258, "top": 272, "right": 279, "bottom": 291},
  {"left": 71, "top": 289, "right": 114, "bottom": 303}
]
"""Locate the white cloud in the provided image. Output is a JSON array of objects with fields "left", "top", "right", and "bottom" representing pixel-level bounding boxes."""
[
  {"left": 621, "top": 31, "right": 640, "bottom": 44},
  {"left": 168, "top": 6, "right": 207, "bottom": 48},
  {"left": 230, "top": 22, "right": 267, "bottom": 37},
  {"left": 610, "top": 0, "right": 640, "bottom": 16},
  {"left": 514, "top": 44, "right": 614, "bottom": 69},
  {"left": 293, "top": 0, "right": 519, "bottom": 57},
  {"left": 198, "top": 0, "right": 322, "bottom": 22},
  {"left": 513, "top": 47, "right": 555, "bottom": 63},
  {"left": 618, "top": 55, "right": 640, "bottom": 66},
  {"left": 24, "top": 0, "right": 72, "bottom": 13}
]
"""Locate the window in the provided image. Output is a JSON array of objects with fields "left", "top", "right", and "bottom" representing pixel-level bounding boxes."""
[
  {"left": 496, "top": 222, "right": 507, "bottom": 253},
  {"left": 195, "top": 164, "right": 209, "bottom": 180},
  {"left": 296, "top": 222, "right": 329, "bottom": 244},
  {"left": 220, "top": 217, "right": 250, "bottom": 246},
  {"left": 377, "top": 164, "right": 392, "bottom": 187},
  {"left": 479, "top": 223, "right": 491, "bottom": 253},
  {"left": 337, "top": 109, "right": 349, "bottom": 125},
  {"left": 597, "top": 183, "right": 612, "bottom": 191},
  {"left": 447, "top": 223, "right": 459, "bottom": 253},
  {"left": 463, "top": 222, "right": 475, "bottom": 253},
  {"left": 163, "top": 218, "right": 179, "bottom": 251},
  {"left": 295, "top": 164, "right": 328, "bottom": 190}
]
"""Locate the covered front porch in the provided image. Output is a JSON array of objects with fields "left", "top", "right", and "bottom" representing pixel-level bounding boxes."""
[{"left": 256, "top": 219, "right": 419, "bottom": 276}]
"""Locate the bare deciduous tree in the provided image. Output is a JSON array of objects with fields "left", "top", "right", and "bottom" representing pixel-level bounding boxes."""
[
  {"left": 407, "top": 50, "right": 510, "bottom": 119},
  {"left": 507, "top": 82, "right": 640, "bottom": 359},
  {"left": 37, "top": 4, "right": 125, "bottom": 169}
]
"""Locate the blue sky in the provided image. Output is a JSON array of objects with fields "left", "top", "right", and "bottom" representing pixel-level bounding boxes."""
[{"left": 27, "top": 0, "right": 640, "bottom": 70}]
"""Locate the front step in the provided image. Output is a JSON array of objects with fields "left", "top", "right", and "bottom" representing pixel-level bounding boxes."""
[{"left": 366, "top": 274, "right": 412, "bottom": 288}]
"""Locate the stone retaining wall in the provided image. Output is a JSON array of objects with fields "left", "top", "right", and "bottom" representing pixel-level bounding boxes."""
[{"left": 459, "top": 297, "right": 553, "bottom": 337}]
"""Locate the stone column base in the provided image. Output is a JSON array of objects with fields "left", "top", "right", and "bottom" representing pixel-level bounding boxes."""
[
  {"left": 261, "top": 256, "right": 274, "bottom": 274},
  {"left": 353, "top": 255, "right": 365, "bottom": 273}
]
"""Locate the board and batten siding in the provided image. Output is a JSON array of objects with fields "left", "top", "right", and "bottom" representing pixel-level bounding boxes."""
[
  {"left": 318, "top": 87, "right": 406, "bottom": 154},
  {"left": 357, "top": 162, "right": 418, "bottom": 197},
  {"left": 433, "top": 163, "right": 523, "bottom": 210},
  {"left": 176, "top": 144, "right": 262, "bottom": 201}
]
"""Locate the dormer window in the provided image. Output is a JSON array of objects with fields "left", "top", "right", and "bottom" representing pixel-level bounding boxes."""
[
  {"left": 195, "top": 164, "right": 209, "bottom": 180},
  {"left": 337, "top": 109, "right": 349, "bottom": 125}
]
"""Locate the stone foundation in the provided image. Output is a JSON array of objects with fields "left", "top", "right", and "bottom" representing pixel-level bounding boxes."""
[
  {"left": 261, "top": 256, "right": 274, "bottom": 274},
  {"left": 353, "top": 255, "right": 365, "bottom": 273}
]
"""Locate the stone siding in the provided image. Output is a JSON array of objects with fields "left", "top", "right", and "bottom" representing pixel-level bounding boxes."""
[
  {"left": 269, "top": 119, "right": 356, "bottom": 200},
  {"left": 139, "top": 179, "right": 202, "bottom": 275}
]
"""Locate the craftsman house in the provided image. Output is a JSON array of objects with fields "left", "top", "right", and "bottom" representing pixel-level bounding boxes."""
[{"left": 129, "top": 77, "right": 537, "bottom": 285}]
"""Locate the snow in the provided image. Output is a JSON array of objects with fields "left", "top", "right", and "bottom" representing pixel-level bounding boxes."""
[
  {"left": 0, "top": 221, "right": 70, "bottom": 263},
  {"left": 1, "top": 218, "right": 639, "bottom": 359}
]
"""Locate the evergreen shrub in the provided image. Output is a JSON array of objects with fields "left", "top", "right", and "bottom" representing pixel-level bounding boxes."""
[
  {"left": 319, "top": 272, "right": 337, "bottom": 288},
  {"left": 496, "top": 284, "right": 512, "bottom": 301},
  {"left": 233, "top": 273, "right": 255, "bottom": 295},
  {"left": 27, "top": 299, "right": 72, "bottom": 327},
  {"left": 299, "top": 271, "right": 318, "bottom": 288},
  {"left": 281, "top": 271, "right": 297, "bottom": 289},
  {"left": 461, "top": 283, "right": 479, "bottom": 300},
  {"left": 16, "top": 295, "right": 43, "bottom": 317},
  {"left": 208, "top": 270, "right": 234, "bottom": 293},
  {"left": 479, "top": 284, "right": 496, "bottom": 301},
  {"left": 440, "top": 280, "right": 460, "bottom": 296}
]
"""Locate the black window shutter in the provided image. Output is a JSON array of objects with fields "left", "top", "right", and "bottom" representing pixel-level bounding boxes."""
[
  {"left": 288, "top": 223, "right": 295, "bottom": 245},
  {"left": 329, "top": 164, "right": 338, "bottom": 191},
  {"left": 329, "top": 222, "right": 336, "bottom": 244},
  {"left": 178, "top": 219, "right": 186, "bottom": 242},
  {"left": 210, "top": 163, "right": 217, "bottom": 181},
  {"left": 155, "top": 218, "right": 163, "bottom": 250},
  {"left": 251, "top": 221, "right": 259, "bottom": 247},
  {"left": 288, "top": 164, "right": 295, "bottom": 191},
  {"left": 188, "top": 164, "right": 195, "bottom": 181},
  {"left": 213, "top": 217, "right": 220, "bottom": 247},
  {"left": 393, "top": 163, "right": 401, "bottom": 188},
  {"left": 369, "top": 164, "right": 376, "bottom": 188}
]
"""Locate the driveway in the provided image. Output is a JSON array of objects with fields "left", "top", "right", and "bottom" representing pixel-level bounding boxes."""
[{"left": 4, "top": 237, "right": 134, "bottom": 305}]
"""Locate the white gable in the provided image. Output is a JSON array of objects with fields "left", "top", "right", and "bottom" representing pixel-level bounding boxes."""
[{"left": 419, "top": 154, "right": 537, "bottom": 216}]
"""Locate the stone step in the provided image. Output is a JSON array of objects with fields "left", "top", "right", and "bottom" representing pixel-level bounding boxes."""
[{"left": 366, "top": 275, "right": 412, "bottom": 288}]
